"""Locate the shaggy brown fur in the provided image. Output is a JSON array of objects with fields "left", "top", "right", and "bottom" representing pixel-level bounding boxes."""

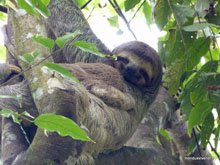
[{"left": 0, "top": 41, "right": 162, "bottom": 165}]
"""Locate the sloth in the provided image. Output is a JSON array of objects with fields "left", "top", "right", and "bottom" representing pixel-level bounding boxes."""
[
  {"left": 0, "top": 41, "right": 162, "bottom": 112},
  {"left": 0, "top": 41, "right": 162, "bottom": 164}
]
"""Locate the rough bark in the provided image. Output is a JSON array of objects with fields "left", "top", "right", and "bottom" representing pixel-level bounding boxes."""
[
  {"left": 45, "top": 0, "right": 111, "bottom": 63},
  {"left": 126, "top": 87, "right": 214, "bottom": 165}
]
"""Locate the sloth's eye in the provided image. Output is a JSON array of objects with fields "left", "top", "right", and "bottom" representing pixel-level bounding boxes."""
[
  {"left": 117, "top": 56, "right": 129, "bottom": 64},
  {"left": 140, "top": 69, "right": 149, "bottom": 83}
]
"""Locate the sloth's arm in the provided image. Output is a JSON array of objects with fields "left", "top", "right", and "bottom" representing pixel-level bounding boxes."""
[{"left": 90, "top": 85, "right": 135, "bottom": 111}]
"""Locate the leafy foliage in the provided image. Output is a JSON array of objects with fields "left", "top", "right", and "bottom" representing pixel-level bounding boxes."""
[
  {"left": 0, "top": 94, "right": 22, "bottom": 108},
  {"left": 72, "top": 41, "right": 109, "bottom": 57},
  {"left": 16, "top": 0, "right": 51, "bottom": 18},
  {"left": 55, "top": 31, "right": 82, "bottom": 48},
  {"left": 124, "top": 0, "right": 141, "bottom": 11},
  {"left": 44, "top": 63, "right": 82, "bottom": 85},
  {"left": 0, "top": 109, "right": 94, "bottom": 142},
  {"left": 154, "top": 0, "right": 220, "bottom": 151},
  {"left": 154, "top": 0, "right": 170, "bottom": 30},
  {"left": 32, "top": 35, "right": 55, "bottom": 52},
  {"left": 19, "top": 50, "right": 41, "bottom": 64},
  {"left": 143, "top": 0, "right": 152, "bottom": 27},
  {"left": 159, "top": 129, "right": 171, "bottom": 141},
  {"left": 35, "top": 114, "right": 94, "bottom": 142}
]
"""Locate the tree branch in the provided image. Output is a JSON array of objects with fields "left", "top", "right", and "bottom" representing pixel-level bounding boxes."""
[
  {"left": 80, "top": 0, "right": 92, "bottom": 10},
  {"left": 108, "top": 0, "right": 137, "bottom": 40},
  {"left": 129, "top": 0, "right": 146, "bottom": 23}
]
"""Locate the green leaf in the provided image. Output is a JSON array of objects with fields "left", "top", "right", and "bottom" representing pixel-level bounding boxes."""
[
  {"left": 158, "top": 30, "right": 176, "bottom": 64},
  {"left": 16, "top": 0, "right": 39, "bottom": 17},
  {"left": 34, "top": 114, "right": 95, "bottom": 142},
  {"left": 0, "top": 94, "right": 22, "bottom": 108},
  {"left": 215, "top": 124, "right": 220, "bottom": 149},
  {"left": 172, "top": 5, "right": 194, "bottom": 25},
  {"left": 188, "top": 101, "right": 213, "bottom": 136},
  {"left": 0, "top": 109, "right": 14, "bottom": 118},
  {"left": 0, "top": 46, "right": 6, "bottom": 63},
  {"left": 194, "top": 0, "right": 209, "bottom": 17},
  {"left": 159, "top": 29, "right": 197, "bottom": 65},
  {"left": 55, "top": 31, "right": 82, "bottom": 48},
  {"left": 72, "top": 41, "right": 107, "bottom": 57},
  {"left": 0, "top": 9, "right": 6, "bottom": 21},
  {"left": 199, "top": 61, "right": 218, "bottom": 73},
  {"left": 20, "top": 111, "right": 35, "bottom": 119},
  {"left": 190, "top": 84, "right": 208, "bottom": 105},
  {"left": 183, "top": 23, "right": 220, "bottom": 31},
  {"left": 41, "top": 0, "right": 50, "bottom": 6},
  {"left": 180, "top": 92, "right": 193, "bottom": 120},
  {"left": 201, "top": 112, "right": 214, "bottom": 148},
  {"left": 107, "top": 16, "right": 119, "bottom": 28},
  {"left": 205, "top": 2, "right": 220, "bottom": 26},
  {"left": 163, "top": 60, "right": 186, "bottom": 95},
  {"left": 155, "top": 135, "right": 161, "bottom": 145},
  {"left": 24, "top": 0, "right": 51, "bottom": 18},
  {"left": 73, "top": 0, "right": 88, "bottom": 10},
  {"left": 32, "top": 35, "right": 55, "bottom": 52},
  {"left": 159, "top": 129, "right": 171, "bottom": 141},
  {"left": 210, "top": 90, "right": 220, "bottom": 105},
  {"left": 0, "top": 109, "right": 21, "bottom": 124},
  {"left": 44, "top": 63, "right": 82, "bottom": 85},
  {"left": 187, "top": 134, "right": 200, "bottom": 155},
  {"left": 154, "top": 0, "right": 170, "bottom": 30},
  {"left": 180, "top": 70, "right": 195, "bottom": 87},
  {"left": 124, "top": 0, "right": 141, "bottom": 11},
  {"left": 186, "top": 37, "right": 210, "bottom": 69},
  {"left": 143, "top": 0, "right": 152, "bottom": 27},
  {"left": 19, "top": 50, "right": 41, "bottom": 64}
]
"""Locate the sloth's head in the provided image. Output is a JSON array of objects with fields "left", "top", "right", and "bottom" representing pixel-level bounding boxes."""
[{"left": 112, "top": 41, "right": 162, "bottom": 90}]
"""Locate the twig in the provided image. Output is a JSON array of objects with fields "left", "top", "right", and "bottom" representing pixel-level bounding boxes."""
[
  {"left": 129, "top": 0, "right": 146, "bottom": 23},
  {"left": 0, "top": 5, "right": 7, "bottom": 13},
  {"left": 0, "top": 38, "right": 75, "bottom": 87},
  {"left": 208, "top": 141, "right": 220, "bottom": 161},
  {"left": 80, "top": 0, "right": 93, "bottom": 10},
  {"left": 192, "top": 128, "right": 202, "bottom": 157},
  {"left": 195, "top": 16, "right": 214, "bottom": 66},
  {"left": 108, "top": 0, "right": 137, "bottom": 40},
  {"left": 190, "top": 2, "right": 214, "bottom": 68},
  {"left": 167, "top": 0, "right": 194, "bottom": 68},
  {"left": 86, "top": 6, "right": 95, "bottom": 20}
]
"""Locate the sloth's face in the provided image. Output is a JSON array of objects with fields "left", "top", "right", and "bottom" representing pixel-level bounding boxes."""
[
  {"left": 111, "top": 41, "right": 162, "bottom": 90},
  {"left": 114, "top": 51, "right": 153, "bottom": 87}
]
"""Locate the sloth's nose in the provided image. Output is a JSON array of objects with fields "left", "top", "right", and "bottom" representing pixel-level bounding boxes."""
[{"left": 125, "top": 64, "right": 141, "bottom": 79}]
